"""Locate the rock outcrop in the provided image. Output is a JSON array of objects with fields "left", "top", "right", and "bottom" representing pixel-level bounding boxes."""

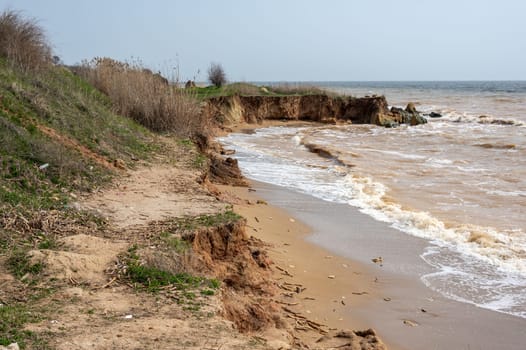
[
  {"left": 202, "top": 94, "right": 427, "bottom": 127},
  {"left": 390, "top": 103, "right": 428, "bottom": 127}
]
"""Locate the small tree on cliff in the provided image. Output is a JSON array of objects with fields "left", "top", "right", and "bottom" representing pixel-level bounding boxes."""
[{"left": 208, "top": 62, "right": 226, "bottom": 87}]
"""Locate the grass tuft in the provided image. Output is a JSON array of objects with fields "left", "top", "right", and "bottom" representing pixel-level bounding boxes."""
[
  {"left": 0, "top": 304, "right": 51, "bottom": 349},
  {"left": 6, "top": 249, "right": 43, "bottom": 280},
  {"left": 176, "top": 210, "right": 242, "bottom": 231},
  {"left": 160, "top": 232, "right": 190, "bottom": 254}
]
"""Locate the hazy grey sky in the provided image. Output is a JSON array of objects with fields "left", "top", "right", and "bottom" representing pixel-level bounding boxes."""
[{"left": 2, "top": 0, "right": 525, "bottom": 81}]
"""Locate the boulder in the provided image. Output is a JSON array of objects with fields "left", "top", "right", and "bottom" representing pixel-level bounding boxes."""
[
  {"left": 405, "top": 102, "right": 418, "bottom": 114},
  {"left": 391, "top": 104, "right": 427, "bottom": 126},
  {"left": 410, "top": 113, "right": 427, "bottom": 126}
]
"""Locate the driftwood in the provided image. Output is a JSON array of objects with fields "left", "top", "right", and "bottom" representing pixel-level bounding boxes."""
[
  {"left": 282, "top": 307, "right": 328, "bottom": 334},
  {"left": 278, "top": 282, "right": 306, "bottom": 293},
  {"left": 276, "top": 265, "right": 294, "bottom": 277},
  {"left": 275, "top": 300, "right": 299, "bottom": 306},
  {"left": 352, "top": 291, "right": 368, "bottom": 295}
]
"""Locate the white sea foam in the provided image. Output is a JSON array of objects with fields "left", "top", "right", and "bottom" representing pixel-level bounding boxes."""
[
  {"left": 421, "top": 245, "right": 526, "bottom": 318},
  {"left": 373, "top": 149, "right": 426, "bottom": 160},
  {"left": 486, "top": 190, "right": 526, "bottom": 197}
]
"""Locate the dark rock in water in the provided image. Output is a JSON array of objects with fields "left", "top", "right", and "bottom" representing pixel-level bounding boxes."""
[
  {"left": 389, "top": 106, "right": 427, "bottom": 126},
  {"left": 429, "top": 112, "right": 442, "bottom": 118},
  {"left": 405, "top": 102, "right": 418, "bottom": 114},
  {"left": 382, "top": 120, "right": 399, "bottom": 128},
  {"left": 410, "top": 114, "right": 427, "bottom": 126},
  {"left": 390, "top": 106, "right": 411, "bottom": 124},
  {"left": 491, "top": 119, "right": 515, "bottom": 125}
]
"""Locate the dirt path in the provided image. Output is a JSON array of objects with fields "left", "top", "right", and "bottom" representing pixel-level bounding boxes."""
[{"left": 81, "top": 165, "right": 226, "bottom": 228}]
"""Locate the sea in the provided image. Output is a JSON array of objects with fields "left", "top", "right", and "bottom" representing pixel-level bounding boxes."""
[{"left": 217, "top": 81, "right": 526, "bottom": 319}]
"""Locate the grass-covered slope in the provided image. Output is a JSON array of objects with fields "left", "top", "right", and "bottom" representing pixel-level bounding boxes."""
[
  {"left": 0, "top": 59, "right": 162, "bottom": 348},
  {"left": 0, "top": 59, "right": 156, "bottom": 213}
]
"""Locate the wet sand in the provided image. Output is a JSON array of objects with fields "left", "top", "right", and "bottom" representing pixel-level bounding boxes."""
[{"left": 221, "top": 181, "right": 526, "bottom": 350}]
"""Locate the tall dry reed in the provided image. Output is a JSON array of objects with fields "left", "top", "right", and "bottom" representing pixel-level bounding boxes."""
[
  {"left": 79, "top": 58, "right": 210, "bottom": 137},
  {"left": 0, "top": 9, "right": 52, "bottom": 72}
]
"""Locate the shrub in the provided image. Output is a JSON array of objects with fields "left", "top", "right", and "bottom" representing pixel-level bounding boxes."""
[
  {"left": 207, "top": 62, "right": 226, "bottom": 88},
  {"left": 0, "top": 10, "right": 52, "bottom": 72},
  {"left": 78, "top": 58, "right": 211, "bottom": 137}
]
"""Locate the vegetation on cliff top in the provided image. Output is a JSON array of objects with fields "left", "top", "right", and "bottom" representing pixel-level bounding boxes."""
[{"left": 189, "top": 81, "right": 331, "bottom": 100}]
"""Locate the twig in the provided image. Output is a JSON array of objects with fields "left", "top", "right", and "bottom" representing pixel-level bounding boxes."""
[
  {"left": 275, "top": 300, "right": 299, "bottom": 306},
  {"left": 99, "top": 277, "right": 117, "bottom": 289},
  {"left": 352, "top": 291, "right": 368, "bottom": 295},
  {"left": 276, "top": 265, "right": 293, "bottom": 277}
]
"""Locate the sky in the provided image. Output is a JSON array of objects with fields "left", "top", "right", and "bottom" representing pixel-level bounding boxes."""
[{"left": 1, "top": 0, "right": 525, "bottom": 81}]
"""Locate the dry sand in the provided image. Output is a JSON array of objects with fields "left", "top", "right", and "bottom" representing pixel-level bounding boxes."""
[{"left": 219, "top": 180, "right": 526, "bottom": 350}]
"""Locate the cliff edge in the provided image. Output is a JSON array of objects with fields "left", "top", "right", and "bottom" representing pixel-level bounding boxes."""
[{"left": 202, "top": 94, "right": 427, "bottom": 127}]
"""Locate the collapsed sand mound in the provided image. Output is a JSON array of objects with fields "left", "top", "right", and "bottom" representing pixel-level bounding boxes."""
[
  {"left": 315, "top": 329, "right": 386, "bottom": 350},
  {"left": 28, "top": 234, "right": 127, "bottom": 284},
  {"left": 182, "top": 219, "right": 283, "bottom": 333}
]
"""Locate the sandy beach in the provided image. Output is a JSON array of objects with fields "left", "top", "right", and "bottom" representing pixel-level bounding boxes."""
[{"left": 219, "top": 178, "right": 526, "bottom": 350}]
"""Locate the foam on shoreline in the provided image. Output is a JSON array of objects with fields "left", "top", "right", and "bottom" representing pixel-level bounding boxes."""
[
  {"left": 218, "top": 124, "right": 526, "bottom": 319},
  {"left": 227, "top": 178, "right": 526, "bottom": 350}
]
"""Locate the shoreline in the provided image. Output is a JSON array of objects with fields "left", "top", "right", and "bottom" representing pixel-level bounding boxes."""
[
  {"left": 218, "top": 182, "right": 390, "bottom": 347},
  {"left": 216, "top": 122, "right": 526, "bottom": 349}
]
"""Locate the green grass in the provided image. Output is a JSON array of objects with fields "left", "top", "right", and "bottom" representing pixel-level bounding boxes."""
[
  {"left": 160, "top": 232, "right": 190, "bottom": 254},
  {"left": 188, "top": 82, "right": 274, "bottom": 100},
  {"left": 177, "top": 138, "right": 193, "bottom": 148},
  {"left": 0, "top": 56, "right": 162, "bottom": 266},
  {"left": 0, "top": 304, "right": 50, "bottom": 349},
  {"left": 175, "top": 210, "right": 243, "bottom": 231},
  {"left": 128, "top": 264, "right": 203, "bottom": 291},
  {"left": 7, "top": 249, "right": 43, "bottom": 280},
  {"left": 0, "top": 59, "right": 157, "bottom": 215},
  {"left": 37, "top": 237, "right": 57, "bottom": 250},
  {"left": 127, "top": 264, "right": 220, "bottom": 294},
  {"left": 126, "top": 244, "right": 221, "bottom": 309},
  {"left": 187, "top": 82, "right": 330, "bottom": 100},
  {"left": 192, "top": 153, "right": 207, "bottom": 169}
]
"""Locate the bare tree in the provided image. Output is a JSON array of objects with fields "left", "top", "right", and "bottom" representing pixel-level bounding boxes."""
[{"left": 207, "top": 62, "right": 226, "bottom": 87}]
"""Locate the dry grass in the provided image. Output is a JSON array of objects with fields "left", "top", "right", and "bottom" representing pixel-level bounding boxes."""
[
  {"left": 78, "top": 58, "right": 212, "bottom": 137},
  {"left": 0, "top": 9, "right": 52, "bottom": 72}
]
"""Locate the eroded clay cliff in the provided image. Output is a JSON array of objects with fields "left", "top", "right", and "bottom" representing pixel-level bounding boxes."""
[{"left": 202, "top": 94, "right": 427, "bottom": 127}]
